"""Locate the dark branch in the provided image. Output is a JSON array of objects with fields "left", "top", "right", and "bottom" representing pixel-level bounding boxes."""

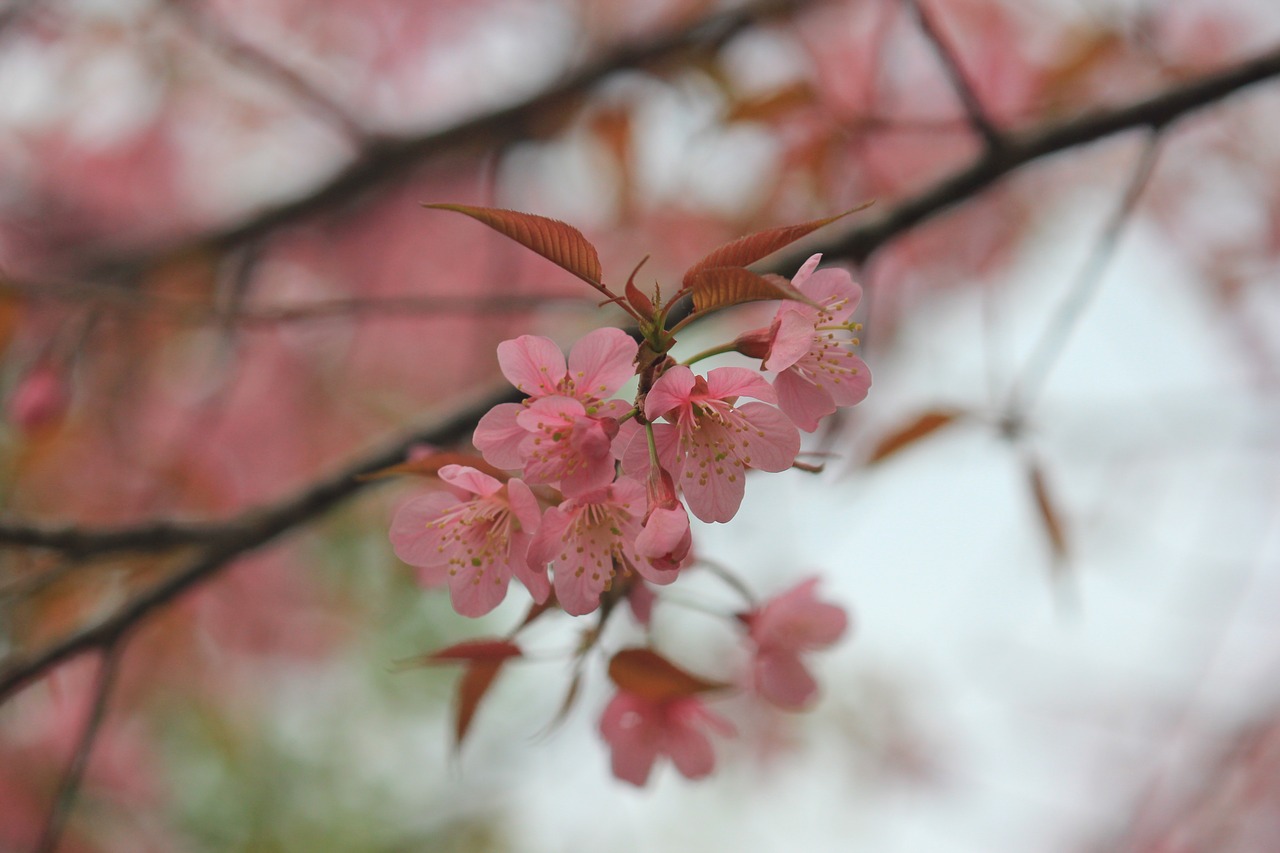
[
  {"left": 75, "top": 0, "right": 818, "bottom": 282},
  {"left": 904, "top": 0, "right": 1003, "bottom": 149},
  {"left": 0, "top": 386, "right": 521, "bottom": 702},
  {"left": 33, "top": 637, "right": 127, "bottom": 853},
  {"left": 3, "top": 42, "right": 1280, "bottom": 703},
  {"left": 775, "top": 41, "right": 1280, "bottom": 271}
]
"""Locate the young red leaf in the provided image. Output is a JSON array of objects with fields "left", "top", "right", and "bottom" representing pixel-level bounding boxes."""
[
  {"left": 454, "top": 658, "right": 506, "bottom": 749},
  {"left": 687, "top": 267, "right": 819, "bottom": 314},
  {"left": 866, "top": 409, "right": 964, "bottom": 464},
  {"left": 424, "top": 203, "right": 603, "bottom": 287},
  {"left": 607, "top": 648, "right": 727, "bottom": 703},
  {"left": 393, "top": 639, "right": 522, "bottom": 749},
  {"left": 681, "top": 202, "right": 873, "bottom": 289}
]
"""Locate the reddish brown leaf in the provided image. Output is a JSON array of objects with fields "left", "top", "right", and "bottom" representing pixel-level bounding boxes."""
[
  {"left": 424, "top": 203, "right": 603, "bottom": 287},
  {"left": 607, "top": 648, "right": 727, "bottom": 703},
  {"left": 1027, "top": 462, "right": 1068, "bottom": 558},
  {"left": 681, "top": 203, "right": 873, "bottom": 289},
  {"left": 392, "top": 639, "right": 522, "bottom": 749},
  {"left": 392, "top": 638, "right": 523, "bottom": 671},
  {"left": 867, "top": 409, "right": 964, "bottom": 464},
  {"left": 688, "top": 267, "right": 818, "bottom": 314},
  {"left": 454, "top": 659, "right": 506, "bottom": 748},
  {"left": 429, "top": 639, "right": 523, "bottom": 664},
  {"left": 358, "top": 452, "right": 507, "bottom": 481}
]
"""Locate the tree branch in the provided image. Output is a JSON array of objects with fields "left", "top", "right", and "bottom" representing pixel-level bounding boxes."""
[
  {"left": 776, "top": 41, "right": 1280, "bottom": 271},
  {"left": 4, "top": 42, "right": 1280, "bottom": 704},
  {"left": 74, "top": 0, "right": 819, "bottom": 282},
  {"left": 903, "top": 0, "right": 1003, "bottom": 150},
  {"left": 33, "top": 637, "right": 127, "bottom": 853},
  {"left": 0, "top": 387, "right": 521, "bottom": 702}
]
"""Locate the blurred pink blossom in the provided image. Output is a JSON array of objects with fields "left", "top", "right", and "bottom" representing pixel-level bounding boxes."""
[{"left": 598, "top": 690, "right": 734, "bottom": 786}]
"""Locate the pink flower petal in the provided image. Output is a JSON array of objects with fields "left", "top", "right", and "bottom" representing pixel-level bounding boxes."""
[
  {"left": 790, "top": 253, "right": 823, "bottom": 289},
  {"left": 799, "top": 268, "right": 861, "bottom": 323},
  {"left": 645, "top": 365, "right": 696, "bottom": 421},
  {"left": 773, "top": 368, "right": 836, "bottom": 433},
  {"left": 762, "top": 310, "right": 818, "bottom": 373},
  {"left": 704, "top": 366, "right": 777, "bottom": 404},
  {"left": 734, "top": 402, "right": 801, "bottom": 472},
  {"left": 634, "top": 505, "right": 690, "bottom": 577},
  {"left": 599, "top": 693, "right": 662, "bottom": 786},
  {"left": 820, "top": 350, "right": 872, "bottom": 407},
  {"left": 497, "top": 335, "right": 567, "bottom": 396},
  {"left": 567, "top": 327, "right": 638, "bottom": 399},
  {"left": 389, "top": 492, "right": 460, "bottom": 566},
  {"left": 447, "top": 560, "right": 511, "bottom": 617},
  {"left": 473, "top": 403, "right": 528, "bottom": 470},
  {"left": 437, "top": 464, "right": 503, "bottom": 497},
  {"left": 754, "top": 649, "right": 820, "bottom": 710}
]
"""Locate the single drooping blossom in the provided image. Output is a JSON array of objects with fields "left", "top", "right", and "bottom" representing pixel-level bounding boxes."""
[
  {"left": 634, "top": 467, "right": 692, "bottom": 571},
  {"left": 474, "top": 329, "right": 636, "bottom": 492},
  {"left": 389, "top": 465, "right": 546, "bottom": 617},
  {"left": 740, "top": 577, "right": 849, "bottom": 710},
  {"left": 598, "top": 690, "right": 735, "bottom": 785},
  {"left": 642, "top": 365, "right": 800, "bottom": 524},
  {"left": 527, "top": 477, "right": 677, "bottom": 616},
  {"left": 736, "top": 254, "right": 871, "bottom": 432}
]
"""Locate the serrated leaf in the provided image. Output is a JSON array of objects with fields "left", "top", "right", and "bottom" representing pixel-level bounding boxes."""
[
  {"left": 425, "top": 204, "right": 603, "bottom": 287},
  {"left": 607, "top": 648, "right": 727, "bottom": 702},
  {"left": 358, "top": 452, "right": 506, "bottom": 481},
  {"left": 453, "top": 658, "right": 506, "bottom": 749},
  {"left": 681, "top": 203, "right": 873, "bottom": 289},
  {"left": 392, "top": 638, "right": 522, "bottom": 670},
  {"left": 1027, "top": 462, "right": 1068, "bottom": 558},
  {"left": 688, "top": 267, "right": 819, "bottom": 314},
  {"left": 866, "top": 409, "right": 964, "bottom": 464},
  {"left": 393, "top": 639, "right": 522, "bottom": 750}
]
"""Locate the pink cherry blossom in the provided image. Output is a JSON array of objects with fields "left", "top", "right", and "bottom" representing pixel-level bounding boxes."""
[
  {"left": 741, "top": 577, "right": 849, "bottom": 710},
  {"left": 515, "top": 395, "right": 621, "bottom": 496},
  {"left": 598, "top": 690, "right": 734, "bottom": 786},
  {"left": 527, "top": 478, "right": 675, "bottom": 616},
  {"left": 497, "top": 327, "right": 638, "bottom": 404},
  {"left": 474, "top": 328, "right": 637, "bottom": 482},
  {"left": 643, "top": 365, "right": 800, "bottom": 524},
  {"left": 740, "top": 254, "right": 872, "bottom": 432},
  {"left": 389, "top": 465, "right": 546, "bottom": 617},
  {"left": 634, "top": 467, "right": 691, "bottom": 571}
]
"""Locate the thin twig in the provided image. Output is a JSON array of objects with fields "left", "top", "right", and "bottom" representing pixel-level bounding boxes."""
[
  {"left": 1, "top": 48, "right": 1278, "bottom": 703},
  {"left": 903, "top": 0, "right": 1003, "bottom": 150},
  {"left": 70, "top": 0, "right": 820, "bottom": 282},
  {"left": 0, "top": 385, "right": 521, "bottom": 702},
  {"left": 1006, "top": 132, "right": 1164, "bottom": 415},
  {"left": 772, "top": 42, "right": 1280, "bottom": 271},
  {"left": 167, "top": 0, "right": 368, "bottom": 143},
  {"left": 32, "top": 637, "right": 128, "bottom": 853}
]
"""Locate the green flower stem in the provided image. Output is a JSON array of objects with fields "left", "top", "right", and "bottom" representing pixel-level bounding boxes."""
[{"left": 680, "top": 342, "right": 739, "bottom": 366}]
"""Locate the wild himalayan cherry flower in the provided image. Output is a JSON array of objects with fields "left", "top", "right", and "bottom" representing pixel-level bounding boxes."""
[
  {"left": 741, "top": 577, "right": 849, "bottom": 710},
  {"left": 643, "top": 365, "right": 800, "bottom": 524},
  {"left": 599, "top": 690, "right": 735, "bottom": 786},
  {"left": 527, "top": 477, "right": 676, "bottom": 616},
  {"left": 389, "top": 465, "right": 546, "bottom": 618},
  {"left": 634, "top": 467, "right": 691, "bottom": 571},
  {"left": 737, "top": 254, "right": 871, "bottom": 432},
  {"left": 474, "top": 328, "right": 637, "bottom": 494}
]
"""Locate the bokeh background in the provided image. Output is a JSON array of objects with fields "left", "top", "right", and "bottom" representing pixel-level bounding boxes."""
[{"left": 2, "top": 0, "right": 1280, "bottom": 850}]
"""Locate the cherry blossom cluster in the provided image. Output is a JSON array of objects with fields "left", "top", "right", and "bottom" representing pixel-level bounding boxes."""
[{"left": 390, "top": 207, "right": 870, "bottom": 785}]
